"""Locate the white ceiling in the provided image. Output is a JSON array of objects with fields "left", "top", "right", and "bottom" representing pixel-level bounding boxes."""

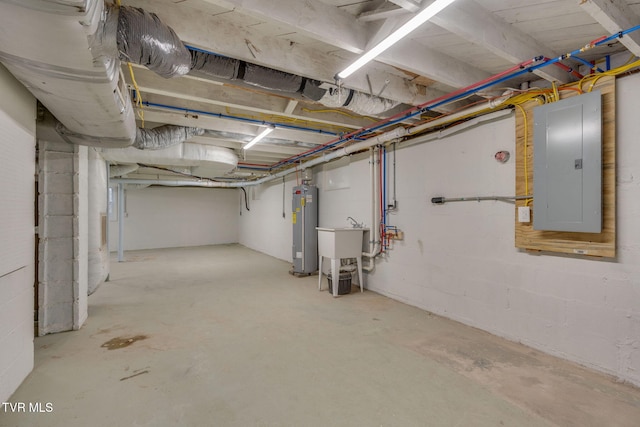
[{"left": 117, "top": 0, "right": 640, "bottom": 176}]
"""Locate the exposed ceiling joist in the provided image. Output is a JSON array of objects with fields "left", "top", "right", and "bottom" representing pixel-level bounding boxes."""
[
  {"left": 140, "top": 110, "right": 334, "bottom": 147},
  {"left": 7, "top": 0, "right": 637, "bottom": 178},
  {"left": 378, "top": 38, "right": 493, "bottom": 91},
  {"left": 203, "top": 0, "right": 369, "bottom": 52},
  {"left": 358, "top": 3, "right": 410, "bottom": 22},
  {"left": 430, "top": 0, "right": 571, "bottom": 83},
  {"left": 580, "top": 0, "right": 640, "bottom": 57},
  {"left": 284, "top": 100, "right": 298, "bottom": 115},
  {"left": 127, "top": 67, "right": 369, "bottom": 130},
  {"left": 202, "top": 0, "right": 497, "bottom": 91},
  {"left": 191, "top": 136, "right": 306, "bottom": 156},
  {"left": 365, "top": 14, "right": 408, "bottom": 50},
  {"left": 388, "top": 0, "right": 421, "bottom": 12},
  {"left": 127, "top": 0, "right": 445, "bottom": 107}
]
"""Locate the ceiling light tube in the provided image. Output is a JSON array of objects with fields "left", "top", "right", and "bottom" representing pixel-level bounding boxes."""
[
  {"left": 336, "top": 0, "right": 458, "bottom": 80},
  {"left": 243, "top": 126, "right": 275, "bottom": 150}
]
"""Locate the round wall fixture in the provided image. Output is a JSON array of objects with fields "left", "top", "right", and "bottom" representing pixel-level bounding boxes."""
[{"left": 495, "top": 150, "right": 510, "bottom": 163}]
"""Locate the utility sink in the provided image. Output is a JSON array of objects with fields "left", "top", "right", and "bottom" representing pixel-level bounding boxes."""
[
  {"left": 316, "top": 227, "right": 369, "bottom": 296},
  {"left": 316, "top": 227, "right": 368, "bottom": 259}
]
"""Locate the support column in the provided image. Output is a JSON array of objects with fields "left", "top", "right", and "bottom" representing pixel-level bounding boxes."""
[
  {"left": 38, "top": 140, "right": 88, "bottom": 334},
  {"left": 117, "top": 183, "right": 124, "bottom": 262}
]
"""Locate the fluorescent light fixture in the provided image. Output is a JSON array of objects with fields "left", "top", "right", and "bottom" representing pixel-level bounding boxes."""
[
  {"left": 243, "top": 126, "right": 274, "bottom": 150},
  {"left": 336, "top": 0, "right": 458, "bottom": 80}
]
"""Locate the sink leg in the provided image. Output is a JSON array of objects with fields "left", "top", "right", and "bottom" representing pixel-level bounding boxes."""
[
  {"left": 318, "top": 256, "right": 323, "bottom": 291},
  {"left": 331, "top": 258, "right": 339, "bottom": 297}
]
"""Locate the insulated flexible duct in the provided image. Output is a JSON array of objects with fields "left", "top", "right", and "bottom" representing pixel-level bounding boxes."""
[
  {"left": 190, "top": 50, "right": 240, "bottom": 80},
  {"left": 242, "top": 63, "right": 304, "bottom": 92},
  {"left": 116, "top": 6, "right": 191, "bottom": 78},
  {"left": 189, "top": 49, "right": 327, "bottom": 100},
  {"left": 301, "top": 79, "right": 327, "bottom": 102},
  {"left": 109, "top": 6, "right": 401, "bottom": 113},
  {"left": 317, "top": 87, "right": 400, "bottom": 115},
  {"left": 133, "top": 125, "right": 205, "bottom": 150}
]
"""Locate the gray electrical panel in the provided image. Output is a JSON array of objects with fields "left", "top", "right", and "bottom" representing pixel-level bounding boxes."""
[
  {"left": 533, "top": 90, "right": 602, "bottom": 233},
  {"left": 292, "top": 183, "right": 318, "bottom": 274}
]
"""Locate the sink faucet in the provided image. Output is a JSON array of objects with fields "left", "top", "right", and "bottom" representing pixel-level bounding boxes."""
[{"left": 346, "top": 216, "right": 362, "bottom": 228}]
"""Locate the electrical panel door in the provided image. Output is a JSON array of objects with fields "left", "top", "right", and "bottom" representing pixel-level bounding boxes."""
[{"left": 533, "top": 90, "right": 602, "bottom": 233}]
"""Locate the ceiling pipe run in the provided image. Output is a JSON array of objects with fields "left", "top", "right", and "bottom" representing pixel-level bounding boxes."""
[
  {"left": 111, "top": 109, "right": 512, "bottom": 188},
  {"left": 112, "top": 126, "right": 406, "bottom": 188},
  {"left": 267, "top": 23, "right": 640, "bottom": 171}
]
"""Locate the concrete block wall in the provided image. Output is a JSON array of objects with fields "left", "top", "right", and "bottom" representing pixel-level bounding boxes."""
[
  {"left": 87, "top": 149, "right": 108, "bottom": 295},
  {"left": 38, "top": 141, "right": 88, "bottom": 334},
  {"left": 108, "top": 186, "right": 239, "bottom": 251},
  {"left": 238, "top": 74, "right": 640, "bottom": 387},
  {"left": 0, "top": 64, "right": 36, "bottom": 402}
]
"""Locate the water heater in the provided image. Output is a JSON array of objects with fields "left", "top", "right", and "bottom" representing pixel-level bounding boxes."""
[{"left": 292, "top": 176, "right": 318, "bottom": 275}]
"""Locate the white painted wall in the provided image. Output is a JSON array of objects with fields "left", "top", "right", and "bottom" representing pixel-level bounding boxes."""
[
  {"left": 239, "top": 177, "right": 296, "bottom": 262},
  {"left": 88, "top": 149, "right": 108, "bottom": 295},
  {"left": 0, "top": 63, "right": 36, "bottom": 402},
  {"left": 238, "top": 153, "right": 372, "bottom": 264},
  {"left": 109, "top": 187, "right": 239, "bottom": 251},
  {"left": 238, "top": 75, "right": 640, "bottom": 386}
]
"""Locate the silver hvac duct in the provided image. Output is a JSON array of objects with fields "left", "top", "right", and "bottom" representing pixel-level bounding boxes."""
[
  {"left": 134, "top": 125, "right": 205, "bottom": 150},
  {"left": 112, "top": 109, "right": 513, "bottom": 188},
  {"left": 109, "top": 5, "right": 401, "bottom": 115},
  {"left": 0, "top": 0, "right": 137, "bottom": 148},
  {"left": 0, "top": 0, "right": 401, "bottom": 153},
  {"left": 188, "top": 49, "right": 400, "bottom": 115},
  {"left": 115, "top": 5, "right": 191, "bottom": 78}
]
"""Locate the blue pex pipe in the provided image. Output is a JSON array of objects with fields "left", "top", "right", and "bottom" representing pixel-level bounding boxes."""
[
  {"left": 140, "top": 101, "right": 340, "bottom": 137},
  {"left": 572, "top": 55, "right": 604, "bottom": 73},
  {"left": 276, "top": 24, "right": 640, "bottom": 169},
  {"left": 383, "top": 145, "right": 387, "bottom": 235},
  {"left": 134, "top": 25, "right": 640, "bottom": 172},
  {"left": 184, "top": 44, "right": 227, "bottom": 57}
]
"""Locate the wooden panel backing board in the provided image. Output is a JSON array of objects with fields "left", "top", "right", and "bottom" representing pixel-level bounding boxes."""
[{"left": 515, "top": 75, "right": 615, "bottom": 258}]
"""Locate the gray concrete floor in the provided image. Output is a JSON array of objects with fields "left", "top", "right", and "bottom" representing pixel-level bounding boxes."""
[{"left": 2, "top": 245, "right": 639, "bottom": 427}]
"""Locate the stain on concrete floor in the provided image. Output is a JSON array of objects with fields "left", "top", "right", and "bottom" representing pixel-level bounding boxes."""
[{"left": 101, "top": 335, "right": 148, "bottom": 350}]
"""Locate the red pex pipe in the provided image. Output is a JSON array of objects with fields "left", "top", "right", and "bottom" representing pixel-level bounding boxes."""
[
  {"left": 544, "top": 57, "right": 584, "bottom": 79},
  {"left": 378, "top": 147, "right": 386, "bottom": 252},
  {"left": 268, "top": 59, "right": 539, "bottom": 169},
  {"left": 244, "top": 25, "right": 637, "bottom": 170}
]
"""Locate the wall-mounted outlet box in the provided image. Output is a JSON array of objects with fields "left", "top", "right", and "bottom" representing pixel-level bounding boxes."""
[{"left": 518, "top": 206, "right": 531, "bottom": 223}]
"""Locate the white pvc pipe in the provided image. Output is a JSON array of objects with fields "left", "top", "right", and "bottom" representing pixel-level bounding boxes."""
[
  {"left": 117, "top": 183, "right": 124, "bottom": 262},
  {"left": 111, "top": 110, "right": 512, "bottom": 190},
  {"left": 111, "top": 126, "right": 409, "bottom": 189},
  {"left": 362, "top": 147, "right": 382, "bottom": 272},
  {"left": 404, "top": 109, "right": 513, "bottom": 148},
  {"left": 408, "top": 95, "right": 510, "bottom": 136},
  {"left": 369, "top": 148, "right": 375, "bottom": 255}
]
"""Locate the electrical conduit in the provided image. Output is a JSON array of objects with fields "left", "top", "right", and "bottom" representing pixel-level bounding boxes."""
[{"left": 269, "top": 25, "right": 640, "bottom": 171}]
